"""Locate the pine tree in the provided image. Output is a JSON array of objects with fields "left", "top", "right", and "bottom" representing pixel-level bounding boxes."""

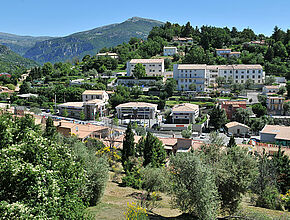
[
  {"left": 121, "top": 123, "right": 135, "bottom": 169},
  {"left": 143, "top": 132, "right": 166, "bottom": 167}
]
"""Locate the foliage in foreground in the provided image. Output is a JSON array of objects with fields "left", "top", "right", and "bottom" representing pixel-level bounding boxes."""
[{"left": 0, "top": 113, "right": 108, "bottom": 219}]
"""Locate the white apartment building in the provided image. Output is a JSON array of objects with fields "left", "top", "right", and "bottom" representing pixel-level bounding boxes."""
[
  {"left": 116, "top": 102, "right": 158, "bottom": 119},
  {"left": 173, "top": 64, "right": 265, "bottom": 91},
  {"left": 82, "top": 90, "right": 109, "bottom": 103},
  {"left": 215, "top": 49, "right": 241, "bottom": 58},
  {"left": 173, "top": 64, "right": 207, "bottom": 92},
  {"left": 127, "top": 59, "right": 165, "bottom": 77},
  {"left": 163, "top": 47, "right": 177, "bottom": 56},
  {"left": 171, "top": 103, "right": 199, "bottom": 124}
]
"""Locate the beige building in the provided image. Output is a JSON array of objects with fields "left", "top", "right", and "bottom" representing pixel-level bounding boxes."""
[
  {"left": 262, "top": 85, "right": 280, "bottom": 95},
  {"left": 126, "top": 59, "right": 165, "bottom": 77},
  {"left": 171, "top": 103, "right": 199, "bottom": 124},
  {"left": 116, "top": 102, "right": 158, "bottom": 119},
  {"left": 225, "top": 121, "right": 250, "bottom": 136},
  {"left": 260, "top": 125, "right": 290, "bottom": 146},
  {"left": 96, "top": 52, "right": 118, "bottom": 59},
  {"left": 82, "top": 90, "right": 109, "bottom": 103},
  {"left": 267, "top": 96, "right": 285, "bottom": 115}
]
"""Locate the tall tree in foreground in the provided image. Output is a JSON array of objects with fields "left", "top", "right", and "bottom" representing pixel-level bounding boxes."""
[
  {"left": 132, "top": 63, "right": 146, "bottom": 79},
  {"left": 44, "top": 116, "right": 56, "bottom": 138},
  {"left": 122, "top": 123, "right": 135, "bottom": 170},
  {"left": 170, "top": 153, "right": 219, "bottom": 220},
  {"left": 143, "top": 132, "right": 166, "bottom": 167},
  {"left": 209, "top": 105, "right": 227, "bottom": 129}
]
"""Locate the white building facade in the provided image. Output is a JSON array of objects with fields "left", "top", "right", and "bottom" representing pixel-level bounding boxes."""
[
  {"left": 163, "top": 47, "right": 177, "bottom": 56},
  {"left": 82, "top": 90, "right": 109, "bottom": 103},
  {"left": 116, "top": 102, "right": 158, "bottom": 119},
  {"left": 173, "top": 64, "right": 265, "bottom": 91},
  {"left": 127, "top": 59, "right": 165, "bottom": 77},
  {"left": 171, "top": 103, "right": 199, "bottom": 124}
]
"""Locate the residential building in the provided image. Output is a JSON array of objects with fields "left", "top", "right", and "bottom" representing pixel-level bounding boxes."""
[
  {"left": 262, "top": 85, "right": 280, "bottom": 95},
  {"left": 117, "top": 77, "right": 163, "bottom": 87},
  {"left": 173, "top": 64, "right": 207, "bottom": 92},
  {"left": 215, "top": 49, "right": 241, "bottom": 58},
  {"left": 163, "top": 46, "right": 177, "bottom": 56},
  {"left": 266, "top": 96, "right": 285, "bottom": 115},
  {"left": 221, "top": 100, "right": 247, "bottom": 119},
  {"left": 58, "top": 99, "right": 106, "bottom": 120},
  {"left": 116, "top": 102, "right": 158, "bottom": 119},
  {"left": 274, "top": 76, "right": 286, "bottom": 84},
  {"left": 172, "top": 36, "right": 193, "bottom": 44},
  {"left": 126, "top": 59, "right": 164, "bottom": 77},
  {"left": 96, "top": 52, "right": 118, "bottom": 59},
  {"left": 171, "top": 103, "right": 199, "bottom": 124},
  {"left": 82, "top": 90, "right": 109, "bottom": 103},
  {"left": 173, "top": 64, "right": 265, "bottom": 92},
  {"left": 54, "top": 120, "right": 109, "bottom": 141},
  {"left": 260, "top": 125, "right": 290, "bottom": 146},
  {"left": 225, "top": 121, "right": 250, "bottom": 136}
]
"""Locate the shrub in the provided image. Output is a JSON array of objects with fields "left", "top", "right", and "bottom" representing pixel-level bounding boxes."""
[
  {"left": 124, "top": 202, "right": 148, "bottom": 220},
  {"left": 256, "top": 185, "right": 283, "bottom": 210}
]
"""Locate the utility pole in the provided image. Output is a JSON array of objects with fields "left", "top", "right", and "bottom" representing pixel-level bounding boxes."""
[{"left": 54, "top": 93, "right": 57, "bottom": 113}]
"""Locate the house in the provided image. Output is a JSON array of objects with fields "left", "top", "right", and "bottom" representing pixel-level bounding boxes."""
[
  {"left": 262, "top": 85, "right": 280, "bottom": 95},
  {"left": 171, "top": 103, "right": 199, "bottom": 124},
  {"left": 163, "top": 46, "right": 177, "bottom": 56},
  {"left": 96, "top": 52, "right": 118, "bottom": 59},
  {"left": 266, "top": 96, "right": 285, "bottom": 115},
  {"left": 126, "top": 59, "right": 164, "bottom": 77},
  {"left": 82, "top": 90, "right": 109, "bottom": 103},
  {"left": 260, "top": 125, "right": 290, "bottom": 146},
  {"left": 116, "top": 102, "right": 158, "bottom": 119},
  {"left": 215, "top": 49, "right": 241, "bottom": 58},
  {"left": 225, "top": 121, "right": 250, "bottom": 136},
  {"left": 221, "top": 100, "right": 247, "bottom": 119},
  {"left": 54, "top": 120, "right": 109, "bottom": 141},
  {"left": 172, "top": 36, "right": 193, "bottom": 44}
]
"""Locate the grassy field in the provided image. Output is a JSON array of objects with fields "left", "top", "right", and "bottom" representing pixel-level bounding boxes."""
[
  {"left": 86, "top": 175, "right": 290, "bottom": 220},
  {"left": 166, "top": 100, "right": 215, "bottom": 107}
]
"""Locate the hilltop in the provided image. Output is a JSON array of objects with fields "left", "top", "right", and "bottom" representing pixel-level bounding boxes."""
[
  {"left": 23, "top": 17, "right": 164, "bottom": 64},
  {"left": 0, "top": 44, "right": 38, "bottom": 73}
]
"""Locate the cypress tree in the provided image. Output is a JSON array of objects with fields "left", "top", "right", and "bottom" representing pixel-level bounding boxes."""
[
  {"left": 227, "top": 135, "right": 236, "bottom": 148},
  {"left": 44, "top": 117, "right": 56, "bottom": 138},
  {"left": 121, "top": 123, "right": 135, "bottom": 168}
]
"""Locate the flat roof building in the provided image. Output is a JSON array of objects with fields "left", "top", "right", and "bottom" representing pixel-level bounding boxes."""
[
  {"left": 260, "top": 125, "right": 290, "bottom": 146},
  {"left": 116, "top": 102, "right": 158, "bottom": 119},
  {"left": 126, "top": 59, "right": 165, "bottom": 77}
]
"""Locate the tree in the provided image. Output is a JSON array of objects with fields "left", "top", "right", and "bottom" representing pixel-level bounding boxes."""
[
  {"left": 189, "top": 83, "right": 196, "bottom": 91},
  {"left": 181, "top": 125, "right": 192, "bottom": 138},
  {"left": 273, "top": 41, "right": 288, "bottom": 59},
  {"left": 164, "top": 78, "right": 177, "bottom": 97},
  {"left": 62, "top": 108, "right": 69, "bottom": 117},
  {"left": 44, "top": 116, "right": 56, "bottom": 138},
  {"left": 252, "top": 103, "right": 267, "bottom": 117},
  {"left": 283, "top": 101, "right": 290, "bottom": 115},
  {"left": 216, "top": 76, "right": 226, "bottom": 88},
  {"left": 258, "top": 94, "right": 267, "bottom": 106},
  {"left": 169, "top": 153, "right": 219, "bottom": 219},
  {"left": 227, "top": 135, "right": 236, "bottom": 148},
  {"left": 19, "top": 81, "right": 31, "bottom": 94},
  {"left": 80, "top": 110, "right": 86, "bottom": 121},
  {"left": 265, "top": 75, "right": 276, "bottom": 85},
  {"left": 143, "top": 132, "right": 166, "bottom": 168},
  {"left": 265, "top": 47, "right": 274, "bottom": 62},
  {"left": 233, "top": 108, "right": 251, "bottom": 125},
  {"left": 209, "top": 105, "right": 227, "bottom": 129},
  {"left": 245, "top": 79, "right": 254, "bottom": 89},
  {"left": 132, "top": 63, "right": 146, "bottom": 78},
  {"left": 122, "top": 123, "right": 135, "bottom": 171},
  {"left": 278, "top": 86, "right": 286, "bottom": 95}
]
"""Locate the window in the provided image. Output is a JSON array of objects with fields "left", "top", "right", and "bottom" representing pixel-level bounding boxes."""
[
  {"left": 190, "top": 74, "right": 191, "bottom": 78},
  {"left": 253, "top": 70, "right": 255, "bottom": 73},
  {"left": 247, "top": 75, "right": 249, "bottom": 79},
  {"left": 185, "top": 79, "right": 187, "bottom": 82},
  {"left": 180, "top": 79, "right": 184, "bottom": 82},
  {"left": 258, "top": 80, "right": 260, "bottom": 83},
  {"left": 181, "top": 70, "right": 183, "bottom": 73},
  {"left": 247, "top": 70, "right": 249, "bottom": 73},
  {"left": 258, "top": 75, "right": 261, "bottom": 78},
  {"left": 252, "top": 75, "right": 255, "bottom": 79},
  {"left": 236, "top": 76, "right": 238, "bottom": 79},
  {"left": 236, "top": 70, "right": 238, "bottom": 73},
  {"left": 185, "top": 70, "right": 187, "bottom": 73},
  {"left": 224, "top": 70, "right": 226, "bottom": 73},
  {"left": 159, "top": 70, "right": 161, "bottom": 72},
  {"left": 258, "top": 70, "right": 261, "bottom": 73},
  {"left": 236, "top": 80, "right": 238, "bottom": 83},
  {"left": 189, "top": 79, "right": 192, "bottom": 82},
  {"left": 241, "top": 75, "right": 244, "bottom": 79},
  {"left": 230, "top": 70, "right": 232, "bottom": 73},
  {"left": 241, "top": 80, "right": 244, "bottom": 83}
]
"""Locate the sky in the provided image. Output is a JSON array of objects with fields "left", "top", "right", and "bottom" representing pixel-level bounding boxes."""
[{"left": 0, "top": 0, "right": 289, "bottom": 37}]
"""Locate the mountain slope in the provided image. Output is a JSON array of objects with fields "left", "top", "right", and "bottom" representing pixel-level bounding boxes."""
[
  {"left": 0, "top": 44, "right": 38, "bottom": 73},
  {"left": 24, "top": 17, "right": 164, "bottom": 64},
  {"left": 0, "top": 32, "right": 53, "bottom": 56}
]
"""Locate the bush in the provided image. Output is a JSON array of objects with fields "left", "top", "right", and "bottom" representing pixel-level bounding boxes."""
[
  {"left": 124, "top": 202, "right": 148, "bottom": 220},
  {"left": 256, "top": 185, "right": 283, "bottom": 210}
]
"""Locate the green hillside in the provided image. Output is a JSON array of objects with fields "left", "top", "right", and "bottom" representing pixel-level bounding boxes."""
[
  {"left": 24, "top": 17, "right": 164, "bottom": 64},
  {"left": 0, "top": 44, "right": 38, "bottom": 73},
  {"left": 0, "top": 32, "right": 53, "bottom": 56}
]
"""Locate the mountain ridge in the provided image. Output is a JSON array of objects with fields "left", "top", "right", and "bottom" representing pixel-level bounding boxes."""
[{"left": 23, "top": 17, "right": 164, "bottom": 64}]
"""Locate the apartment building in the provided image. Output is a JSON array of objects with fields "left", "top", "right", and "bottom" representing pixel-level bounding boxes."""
[
  {"left": 163, "top": 46, "right": 177, "bottom": 56},
  {"left": 116, "top": 102, "right": 158, "bottom": 119},
  {"left": 173, "top": 64, "right": 207, "bottom": 92},
  {"left": 171, "top": 103, "right": 199, "bottom": 124},
  {"left": 267, "top": 96, "right": 285, "bottom": 115},
  {"left": 221, "top": 100, "right": 247, "bottom": 120},
  {"left": 82, "top": 90, "right": 109, "bottom": 103},
  {"left": 173, "top": 64, "right": 264, "bottom": 91},
  {"left": 126, "top": 59, "right": 164, "bottom": 77},
  {"left": 262, "top": 85, "right": 280, "bottom": 95},
  {"left": 215, "top": 49, "right": 241, "bottom": 58}
]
